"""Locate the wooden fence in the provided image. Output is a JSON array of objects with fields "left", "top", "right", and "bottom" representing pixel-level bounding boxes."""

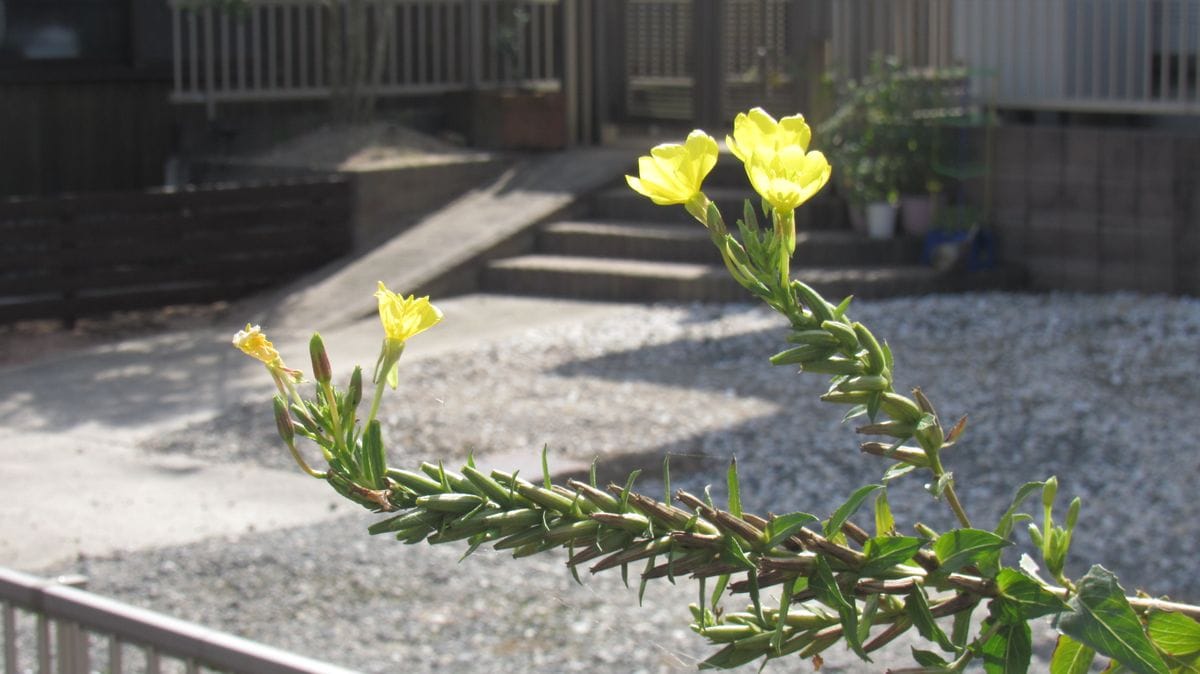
[{"left": 0, "top": 179, "right": 351, "bottom": 325}]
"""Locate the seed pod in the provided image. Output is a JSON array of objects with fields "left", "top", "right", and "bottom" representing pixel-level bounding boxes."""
[
  {"left": 786, "top": 330, "right": 840, "bottom": 348},
  {"left": 837, "top": 374, "right": 891, "bottom": 392},
  {"left": 420, "top": 462, "right": 484, "bottom": 497},
  {"left": 699, "top": 625, "right": 762, "bottom": 643},
  {"left": 478, "top": 508, "right": 544, "bottom": 534},
  {"left": 463, "top": 465, "right": 533, "bottom": 508},
  {"left": 770, "top": 344, "right": 838, "bottom": 366},
  {"left": 853, "top": 323, "right": 887, "bottom": 375},
  {"left": 799, "top": 357, "right": 865, "bottom": 376},
  {"left": 415, "top": 493, "right": 484, "bottom": 513},
  {"left": 879, "top": 393, "right": 924, "bottom": 423},
  {"left": 541, "top": 519, "right": 600, "bottom": 545},
  {"left": 368, "top": 508, "right": 443, "bottom": 535},
  {"left": 820, "top": 390, "right": 873, "bottom": 405},
  {"left": 855, "top": 420, "right": 917, "bottom": 438},
  {"left": 513, "top": 482, "right": 579, "bottom": 515},
  {"left": 590, "top": 512, "right": 651, "bottom": 533},
  {"left": 914, "top": 414, "right": 945, "bottom": 453},
  {"left": 819, "top": 319, "right": 861, "bottom": 352},
  {"left": 493, "top": 525, "right": 553, "bottom": 551},
  {"left": 386, "top": 468, "right": 446, "bottom": 496},
  {"left": 792, "top": 281, "right": 834, "bottom": 324},
  {"left": 362, "top": 420, "right": 386, "bottom": 488}
]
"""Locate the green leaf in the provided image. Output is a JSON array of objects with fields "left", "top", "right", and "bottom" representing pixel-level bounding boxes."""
[
  {"left": 721, "top": 535, "right": 755, "bottom": 572},
  {"left": 994, "top": 568, "right": 1071, "bottom": 619},
  {"left": 883, "top": 462, "right": 918, "bottom": 482},
  {"left": 824, "top": 484, "right": 883, "bottom": 537},
  {"left": 541, "top": 445, "right": 552, "bottom": 489},
  {"left": 1148, "top": 611, "right": 1200, "bottom": 656},
  {"left": 873, "top": 489, "right": 895, "bottom": 536},
  {"left": 771, "top": 577, "right": 793, "bottom": 654},
  {"left": 905, "top": 587, "right": 956, "bottom": 652},
  {"left": 995, "top": 480, "right": 1047, "bottom": 539},
  {"left": 867, "top": 391, "right": 882, "bottom": 421},
  {"left": 860, "top": 536, "right": 924, "bottom": 576},
  {"left": 858, "top": 594, "right": 880, "bottom": 646},
  {"left": 842, "top": 403, "right": 869, "bottom": 423},
  {"left": 980, "top": 618, "right": 1032, "bottom": 674},
  {"left": 763, "top": 512, "right": 819, "bottom": 550},
  {"left": 711, "top": 573, "right": 730, "bottom": 614},
  {"left": 1058, "top": 565, "right": 1170, "bottom": 674},
  {"left": 952, "top": 602, "right": 976, "bottom": 651},
  {"left": 833, "top": 295, "right": 854, "bottom": 319},
  {"left": 1051, "top": 634, "right": 1097, "bottom": 674},
  {"left": 912, "top": 649, "right": 952, "bottom": 668},
  {"left": 1162, "top": 652, "right": 1200, "bottom": 673},
  {"left": 931, "top": 528, "right": 1009, "bottom": 577},
  {"left": 810, "top": 556, "right": 869, "bottom": 661},
  {"left": 727, "top": 458, "right": 742, "bottom": 518}
]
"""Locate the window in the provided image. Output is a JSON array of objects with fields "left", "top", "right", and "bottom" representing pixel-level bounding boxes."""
[{"left": 0, "top": 0, "right": 129, "bottom": 64}]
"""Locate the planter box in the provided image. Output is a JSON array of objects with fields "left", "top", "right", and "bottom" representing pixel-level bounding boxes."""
[{"left": 469, "top": 89, "right": 567, "bottom": 151}]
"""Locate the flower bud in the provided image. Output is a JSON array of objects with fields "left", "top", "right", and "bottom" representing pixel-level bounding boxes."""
[
  {"left": 272, "top": 395, "right": 295, "bottom": 446},
  {"left": 1066, "top": 496, "right": 1081, "bottom": 531},
  {"left": 347, "top": 366, "right": 363, "bottom": 409},
  {"left": 1042, "top": 476, "right": 1058, "bottom": 511},
  {"left": 309, "top": 333, "right": 332, "bottom": 384}
]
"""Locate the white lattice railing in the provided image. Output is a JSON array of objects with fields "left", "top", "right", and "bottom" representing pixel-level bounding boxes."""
[
  {"left": 832, "top": 0, "right": 1200, "bottom": 115},
  {"left": 1, "top": 567, "right": 356, "bottom": 674},
  {"left": 170, "top": 0, "right": 563, "bottom": 107}
]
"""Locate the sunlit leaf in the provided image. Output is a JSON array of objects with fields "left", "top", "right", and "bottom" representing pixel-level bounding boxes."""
[{"left": 1058, "top": 566, "right": 1169, "bottom": 674}]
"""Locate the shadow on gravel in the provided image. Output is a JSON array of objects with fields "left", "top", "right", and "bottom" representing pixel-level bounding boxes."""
[{"left": 0, "top": 328, "right": 261, "bottom": 435}]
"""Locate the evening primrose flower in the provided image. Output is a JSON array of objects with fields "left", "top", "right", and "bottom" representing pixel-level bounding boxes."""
[
  {"left": 726, "top": 108, "right": 813, "bottom": 165},
  {"left": 232, "top": 323, "right": 302, "bottom": 391},
  {"left": 625, "top": 130, "right": 719, "bottom": 219},
  {"left": 374, "top": 282, "right": 443, "bottom": 344},
  {"left": 745, "top": 145, "right": 832, "bottom": 213}
]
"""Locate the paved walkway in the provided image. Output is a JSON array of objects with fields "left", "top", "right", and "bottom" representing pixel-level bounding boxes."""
[{"left": 0, "top": 148, "right": 640, "bottom": 572}]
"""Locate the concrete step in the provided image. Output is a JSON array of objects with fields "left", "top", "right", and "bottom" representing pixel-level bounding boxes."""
[
  {"left": 482, "top": 254, "right": 1022, "bottom": 303},
  {"left": 588, "top": 187, "right": 847, "bottom": 230},
  {"left": 539, "top": 220, "right": 923, "bottom": 266}
]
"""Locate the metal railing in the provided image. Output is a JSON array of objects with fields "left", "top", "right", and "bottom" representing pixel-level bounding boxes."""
[
  {"left": 1, "top": 567, "right": 359, "bottom": 674},
  {"left": 831, "top": 0, "right": 1200, "bottom": 115},
  {"left": 170, "top": 0, "right": 563, "bottom": 108}
]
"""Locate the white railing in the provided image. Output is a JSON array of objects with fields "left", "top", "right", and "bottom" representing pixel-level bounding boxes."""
[
  {"left": 832, "top": 0, "right": 1200, "bottom": 115},
  {"left": 1, "top": 567, "right": 358, "bottom": 674},
  {"left": 170, "top": 0, "right": 563, "bottom": 108}
]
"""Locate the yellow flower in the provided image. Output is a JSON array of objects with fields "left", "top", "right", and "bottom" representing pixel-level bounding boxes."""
[
  {"left": 726, "top": 108, "right": 813, "bottom": 165},
  {"left": 745, "top": 145, "right": 832, "bottom": 212},
  {"left": 375, "top": 282, "right": 443, "bottom": 343},
  {"left": 233, "top": 324, "right": 281, "bottom": 365},
  {"left": 625, "top": 130, "right": 719, "bottom": 206}
]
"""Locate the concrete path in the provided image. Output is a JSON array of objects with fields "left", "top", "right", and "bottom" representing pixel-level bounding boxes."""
[
  {"left": 1, "top": 147, "right": 644, "bottom": 572},
  {"left": 0, "top": 294, "right": 636, "bottom": 571}
]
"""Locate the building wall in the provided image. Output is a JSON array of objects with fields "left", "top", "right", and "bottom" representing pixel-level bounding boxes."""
[{"left": 991, "top": 123, "right": 1200, "bottom": 295}]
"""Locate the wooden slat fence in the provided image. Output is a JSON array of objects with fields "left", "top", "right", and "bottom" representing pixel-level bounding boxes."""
[{"left": 0, "top": 179, "right": 351, "bottom": 325}]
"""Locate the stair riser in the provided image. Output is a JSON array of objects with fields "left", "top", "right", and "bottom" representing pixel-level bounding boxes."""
[
  {"left": 483, "top": 265, "right": 746, "bottom": 302},
  {"left": 590, "top": 191, "right": 847, "bottom": 230},
  {"left": 539, "top": 228, "right": 922, "bottom": 267}
]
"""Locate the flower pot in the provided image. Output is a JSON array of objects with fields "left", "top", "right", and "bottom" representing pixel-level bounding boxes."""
[
  {"left": 865, "top": 201, "right": 897, "bottom": 240},
  {"left": 899, "top": 194, "right": 938, "bottom": 237}
]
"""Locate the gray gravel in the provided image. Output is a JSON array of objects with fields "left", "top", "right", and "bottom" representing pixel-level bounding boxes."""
[{"left": 47, "top": 291, "right": 1200, "bottom": 672}]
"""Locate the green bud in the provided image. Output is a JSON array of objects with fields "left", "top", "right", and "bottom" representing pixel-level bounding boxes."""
[
  {"left": 347, "top": 366, "right": 363, "bottom": 409},
  {"left": 819, "top": 319, "right": 860, "bottom": 352},
  {"left": 770, "top": 344, "right": 838, "bottom": 366},
  {"left": 878, "top": 393, "right": 924, "bottom": 423},
  {"left": 914, "top": 414, "right": 945, "bottom": 454},
  {"left": 1066, "top": 496, "right": 1081, "bottom": 531},
  {"left": 1042, "top": 477, "right": 1058, "bottom": 510},
  {"left": 272, "top": 395, "right": 295, "bottom": 446},
  {"left": 786, "top": 330, "right": 840, "bottom": 348},
  {"left": 853, "top": 323, "right": 888, "bottom": 376},
  {"left": 799, "top": 357, "right": 865, "bottom": 376},
  {"left": 837, "top": 374, "right": 891, "bottom": 392},
  {"left": 1027, "top": 523, "right": 1044, "bottom": 548},
  {"left": 309, "top": 333, "right": 332, "bottom": 384}
]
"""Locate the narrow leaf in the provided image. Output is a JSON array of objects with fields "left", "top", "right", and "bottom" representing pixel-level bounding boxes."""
[
  {"left": 1051, "top": 634, "right": 1097, "bottom": 674},
  {"left": 874, "top": 489, "right": 895, "bottom": 536},
  {"left": 771, "top": 578, "right": 793, "bottom": 654},
  {"left": 763, "top": 512, "right": 819, "bottom": 549},
  {"left": 883, "top": 462, "right": 918, "bottom": 482},
  {"left": 995, "top": 481, "right": 1047, "bottom": 539},
  {"left": 824, "top": 484, "right": 883, "bottom": 537},
  {"left": 912, "top": 648, "right": 951, "bottom": 668},
  {"left": 811, "top": 556, "right": 869, "bottom": 661},
  {"left": 1058, "top": 565, "right": 1169, "bottom": 674},
  {"left": 727, "top": 458, "right": 742, "bottom": 517},
  {"left": 541, "top": 445, "right": 552, "bottom": 489},
  {"left": 905, "top": 587, "right": 956, "bottom": 653}
]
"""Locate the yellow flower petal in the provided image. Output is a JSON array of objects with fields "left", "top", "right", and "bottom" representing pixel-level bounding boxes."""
[
  {"left": 375, "top": 282, "right": 443, "bottom": 343},
  {"left": 746, "top": 149, "right": 831, "bottom": 213},
  {"left": 624, "top": 130, "right": 718, "bottom": 206},
  {"left": 232, "top": 324, "right": 281, "bottom": 365},
  {"left": 727, "top": 107, "right": 811, "bottom": 165}
]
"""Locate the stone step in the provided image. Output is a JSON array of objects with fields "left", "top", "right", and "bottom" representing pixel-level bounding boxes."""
[
  {"left": 482, "top": 254, "right": 1021, "bottom": 303},
  {"left": 539, "top": 220, "right": 923, "bottom": 266},
  {"left": 588, "top": 186, "right": 847, "bottom": 230}
]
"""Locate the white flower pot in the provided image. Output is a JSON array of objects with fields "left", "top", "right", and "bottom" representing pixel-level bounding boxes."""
[{"left": 865, "top": 202, "right": 897, "bottom": 240}]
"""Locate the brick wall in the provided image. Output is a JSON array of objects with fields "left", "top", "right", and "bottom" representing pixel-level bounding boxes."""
[{"left": 992, "top": 124, "right": 1200, "bottom": 295}]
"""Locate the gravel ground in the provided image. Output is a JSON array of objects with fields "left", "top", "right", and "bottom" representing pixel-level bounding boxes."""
[{"left": 43, "top": 291, "right": 1200, "bottom": 673}]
